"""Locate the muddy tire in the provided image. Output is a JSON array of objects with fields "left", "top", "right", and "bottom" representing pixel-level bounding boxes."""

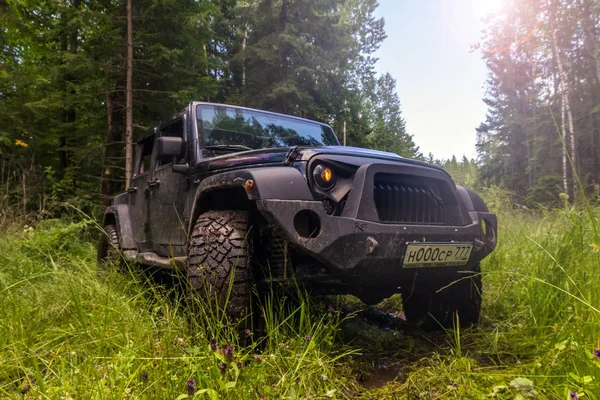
[
  {"left": 187, "top": 210, "right": 252, "bottom": 320},
  {"left": 97, "top": 224, "right": 121, "bottom": 264},
  {"left": 401, "top": 266, "right": 482, "bottom": 331}
]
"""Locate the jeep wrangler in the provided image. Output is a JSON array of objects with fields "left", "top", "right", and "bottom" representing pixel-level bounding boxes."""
[{"left": 98, "top": 102, "right": 497, "bottom": 330}]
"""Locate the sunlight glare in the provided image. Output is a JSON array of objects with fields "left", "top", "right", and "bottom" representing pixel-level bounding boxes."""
[{"left": 474, "top": 0, "right": 505, "bottom": 17}]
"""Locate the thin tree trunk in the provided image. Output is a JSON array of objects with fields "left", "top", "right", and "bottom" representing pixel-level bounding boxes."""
[
  {"left": 279, "top": 0, "right": 289, "bottom": 114},
  {"left": 550, "top": 1, "right": 577, "bottom": 201},
  {"left": 242, "top": 25, "right": 247, "bottom": 107},
  {"left": 581, "top": 0, "right": 600, "bottom": 85},
  {"left": 561, "top": 96, "right": 569, "bottom": 197},
  {"left": 101, "top": 50, "right": 128, "bottom": 203},
  {"left": 22, "top": 171, "right": 26, "bottom": 214},
  {"left": 203, "top": 44, "right": 209, "bottom": 77},
  {"left": 125, "top": 0, "right": 134, "bottom": 189},
  {"left": 343, "top": 98, "right": 347, "bottom": 146}
]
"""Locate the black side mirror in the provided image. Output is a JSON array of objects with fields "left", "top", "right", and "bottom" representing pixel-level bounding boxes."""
[{"left": 156, "top": 136, "right": 184, "bottom": 159}]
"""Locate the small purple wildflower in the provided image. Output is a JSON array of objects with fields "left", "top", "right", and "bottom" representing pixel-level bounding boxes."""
[
  {"left": 245, "top": 329, "right": 252, "bottom": 335},
  {"left": 236, "top": 361, "right": 243, "bottom": 370},
  {"left": 225, "top": 347, "right": 233, "bottom": 361},
  {"left": 295, "top": 378, "right": 300, "bottom": 384},
  {"left": 218, "top": 363, "right": 227, "bottom": 374},
  {"left": 594, "top": 348, "right": 600, "bottom": 358},
  {"left": 327, "top": 304, "right": 335, "bottom": 312},
  {"left": 570, "top": 392, "right": 580, "bottom": 400},
  {"left": 141, "top": 370, "right": 148, "bottom": 383},
  {"left": 321, "top": 374, "right": 327, "bottom": 381},
  {"left": 303, "top": 335, "right": 311, "bottom": 341},
  {"left": 187, "top": 378, "right": 196, "bottom": 396},
  {"left": 210, "top": 338, "right": 217, "bottom": 352}
]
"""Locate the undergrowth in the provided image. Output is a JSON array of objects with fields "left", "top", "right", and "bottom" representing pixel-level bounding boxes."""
[
  {"left": 0, "top": 220, "right": 356, "bottom": 399},
  {"left": 1, "top": 202, "right": 600, "bottom": 399}
]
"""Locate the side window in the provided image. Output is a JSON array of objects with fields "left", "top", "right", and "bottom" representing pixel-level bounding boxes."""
[
  {"left": 156, "top": 118, "right": 185, "bottom": 169},
  {"left": 134, "top": 135, "right": 154, "bottom": 176}
]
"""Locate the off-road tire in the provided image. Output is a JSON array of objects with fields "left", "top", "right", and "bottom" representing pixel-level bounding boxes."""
[
  {"left": 97, "top": 224, "right": 121, "bottom": 264},
  {"left": 187, "top": 210, "right": 252, "bottom": 320},
  {"left": 401, "top": 266, "right": 482, "bottom": 331}
]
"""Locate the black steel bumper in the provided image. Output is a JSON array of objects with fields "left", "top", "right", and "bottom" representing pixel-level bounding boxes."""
[{"left": 256, "top": 199, "right": 497, "bottom": 284}]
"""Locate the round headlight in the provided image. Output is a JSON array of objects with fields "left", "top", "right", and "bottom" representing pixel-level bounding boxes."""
[{"left": 313, "top": 164, "right": 336, "bottom": 190}]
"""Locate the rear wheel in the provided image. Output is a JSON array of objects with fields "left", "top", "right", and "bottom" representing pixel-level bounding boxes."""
[
  {"left": 97, "top": 224, "right": 121, "bottom": 264},
  {"left": 400, "top": 266, "right": 482, "bottom": 331},
  {"left": 187, "top": 210, "right": 252, "bottom": 319}
]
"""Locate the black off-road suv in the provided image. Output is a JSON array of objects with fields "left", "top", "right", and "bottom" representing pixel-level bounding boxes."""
[{"left": 99, "top": 102, "right": 497, "bottom": 329}]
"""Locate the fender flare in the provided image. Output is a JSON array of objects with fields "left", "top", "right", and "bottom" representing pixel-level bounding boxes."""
[
  {"left": 187, "top": 166, "right": 314, "bottom": 233},
  {"left": 102, "top": 204, "right": 136, "bottom": 250},
  {"left": 455, "top": 185, "right": 489, "bottom": 212}
]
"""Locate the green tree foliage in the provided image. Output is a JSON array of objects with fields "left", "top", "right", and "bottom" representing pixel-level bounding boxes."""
[
  {"left": 367, "top": 73, "right": 420, "bottom": 157},
  {"left": 0, "top": 0, "right": 418, "bottom": 215},
  {"left": 441, "top": 156, "right": 479, "bottom": 189},
  {"left": 477, "top": 0, "right": 600, "bottom": 205}
]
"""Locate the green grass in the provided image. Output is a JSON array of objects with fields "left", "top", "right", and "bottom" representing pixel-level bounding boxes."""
[{"left": 1, "top": 204, "right": 600, "bottom": 399}]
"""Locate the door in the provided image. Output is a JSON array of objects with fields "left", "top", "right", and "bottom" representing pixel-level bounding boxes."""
[
  {"left": 128, "top": 134, "right": 154, "bottom": 252},
  {"left": 147, "top": 116, "right": 190, "bottom": 256}
]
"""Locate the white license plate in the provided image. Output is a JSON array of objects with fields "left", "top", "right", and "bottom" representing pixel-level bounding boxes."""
[{"left": 403, "top": 243, "right": 473, "bottom": 267}]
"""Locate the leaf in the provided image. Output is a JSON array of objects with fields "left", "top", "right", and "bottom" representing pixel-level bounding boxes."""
[{"left": 510, "top": 377, "right": 534, "bottom": 391}]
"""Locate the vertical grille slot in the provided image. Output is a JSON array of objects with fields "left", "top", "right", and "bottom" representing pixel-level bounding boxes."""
[{"left": 374, "top": 174, "right": 444, "bottom": 224}]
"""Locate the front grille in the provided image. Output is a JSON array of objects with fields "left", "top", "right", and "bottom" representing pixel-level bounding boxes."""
[{"left": 374, "top": 174, "right": 444, "bottom": 223}]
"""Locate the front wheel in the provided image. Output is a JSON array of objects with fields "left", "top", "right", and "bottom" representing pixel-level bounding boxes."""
[
  {"left": 187, "top": 210, "right": 252, "bottom": 320},
  {"left": 400, "top": 266, "right": 482, "bottom": 331}
]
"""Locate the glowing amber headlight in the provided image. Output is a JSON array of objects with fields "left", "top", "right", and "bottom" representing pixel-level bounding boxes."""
[{"left": 313, "top": 164, "right": 336, "bottom": 190}]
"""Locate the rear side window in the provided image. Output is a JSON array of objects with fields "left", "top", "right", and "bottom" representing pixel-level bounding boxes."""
[{"left": 134, "top": 136, "right": 154, "bottom": 176}]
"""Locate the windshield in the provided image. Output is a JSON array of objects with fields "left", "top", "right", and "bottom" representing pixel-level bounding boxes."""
[{"left": 196, "top": 104, "right": 339, "bottom": 150}]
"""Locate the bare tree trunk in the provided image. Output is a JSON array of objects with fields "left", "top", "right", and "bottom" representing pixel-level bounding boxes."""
[
  {"left": 581, "top": 0, "right": 600, "bottom": 85},
  {"left": 561, "top": 96, "right": 569, "bottom": 197},
  {"left": 22, "top": 171, "right": 26, "bottom": 214},
  {"left": 242, "top": 25, "right": 247, "bottom": 107},
  {"left": 279, "top": 0, "right": 289, "bottom": 114},
  {"left": 550, "top": 1, "right": 578, "bottom": 201},
  {"left": 125, "top": 0, "right": 134, "bottom": 189},
  {"left": 100, "top": 52, "right": 127, "bottom": 203},
  {"left": 343, "top": 98, "right": 347, "bottom": 146}
]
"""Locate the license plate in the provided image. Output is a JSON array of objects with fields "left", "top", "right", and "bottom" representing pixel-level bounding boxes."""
[{"left": 403, "top": 243, "right": 473, "bottom": 267}]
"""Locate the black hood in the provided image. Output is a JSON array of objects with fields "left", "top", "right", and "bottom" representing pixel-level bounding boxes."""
[{"left": 198, "top": 145, "right": 442, "bottom": 172}]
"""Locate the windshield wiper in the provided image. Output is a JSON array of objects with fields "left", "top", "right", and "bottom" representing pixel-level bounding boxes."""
[{"left": 204, "top": 144, "right": 253, "bottom": 152}]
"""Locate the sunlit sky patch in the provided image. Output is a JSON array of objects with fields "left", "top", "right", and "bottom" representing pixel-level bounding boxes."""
[{"left": 374, "top": 0, "right": 504, "bottom": 160}]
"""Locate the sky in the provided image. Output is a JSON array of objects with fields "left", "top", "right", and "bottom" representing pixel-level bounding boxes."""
[{"left": 373, "top": 0, "right": 503, "bottom": 160}]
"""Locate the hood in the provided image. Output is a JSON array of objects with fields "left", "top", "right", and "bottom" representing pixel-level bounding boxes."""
[{"left": 197, "top": 146, "right": 440, "bottom": 171}]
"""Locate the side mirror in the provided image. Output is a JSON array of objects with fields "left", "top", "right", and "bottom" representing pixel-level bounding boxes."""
[{"left": 156, "top": 136, "right": 184, "bottom": 159}]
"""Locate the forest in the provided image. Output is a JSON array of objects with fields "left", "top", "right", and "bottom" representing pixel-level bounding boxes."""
[
  {"left": 477, "top": 0, "right": 600, "bottom": 206},
  {"left": 1, "top": 0, "right": 419, "bottom": 216},
  {"left": 3, "top": 0, "right": 598, "bottom": 212}
]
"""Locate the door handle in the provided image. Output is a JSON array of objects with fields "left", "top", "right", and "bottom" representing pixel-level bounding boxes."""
[{"left": 148, "top": 179, "right": 160, "bottom": 188}]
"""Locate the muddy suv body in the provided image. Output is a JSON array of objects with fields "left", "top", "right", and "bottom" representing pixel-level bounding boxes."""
[{"left": 99, "top": 102, "right": 497, "bottom": 329}]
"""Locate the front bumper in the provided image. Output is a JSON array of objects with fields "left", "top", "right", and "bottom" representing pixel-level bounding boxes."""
[{"left": 256, "top": 199, "right": 497, "bottom": 284}]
